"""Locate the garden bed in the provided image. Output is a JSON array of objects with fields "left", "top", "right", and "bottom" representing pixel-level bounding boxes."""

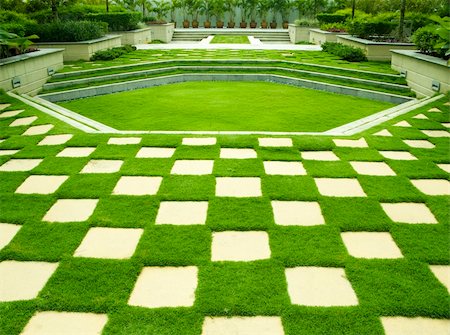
[
  {"left": 309, "top": 29, "right": 348, "bottom": 45},
  {"left": 147, "top": 23, "right": 175, "bottom": 43},
  {"left": 113, "top": 27, "right": 152, "bottom": 45},
  {"left": 288, "top": 24, "right": 312, "bottom": 44}
]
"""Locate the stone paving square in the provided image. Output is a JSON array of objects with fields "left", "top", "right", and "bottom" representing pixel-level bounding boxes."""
[
  {"left": 108, "top": 137, "right": 141, "bottom": 145},
  {"left": 263, "top": 161, "right": 306, "bottom": 175},
  {"left": 220, "top": 148, "right": 257, "bottom": 159},
  {"left": 410, "top": 179, "right": 450, "bottom": 196},
  {"left": 301, "top": 151, "right": 340, "bottom": 161},
  {"left": 341, "top": 232, "right": 403, "bottom": 259},
  {"left": 429, "top": 265, "right": 450, "bottom": 294},
  {"left": 182, "top": 137, "right": 217, "bottom": 146},
  {"left": 437, "top": 164, "right": 450, "bottom": 173},
  {"left": 373, "top": 129, "right": 393, "bottom": 137},
  {"left": 0, "top": 223, "right": 21, "bottom": 250},
  {"left": 350, "top": 161, "right": 396, "bottom": 176},
  {"left": 258, "top": 137, "right": 293, "bottom": 147},
  {"left": 136, "top": 147, "right": 175, "bottom": 158},
  {"left": 333, "top": 138, "right": 368, "bottom": 148},
  {"left": 20, "top": 311, "right": 108, "bottom": 335},
  {"left": 314, "top": 178, "right": 366, "bottom": 197},
  {"left": 0, "top": 103, "right": 11, "bottom": 111},
  {"left": 81, "top": 159, "right": 123, "bottom": 173},
  {"left": 211, "top": 231, "right": 271, "bottom": 261},
  {"left": 9, "top": 116, "right": 37, "bottom": 127},
  {"left": 113, "top": 176, "right": 162, "bottom": 195},
  {"left": 422, "top": 130, "right": 450, "bottom": 138},
  {"left": 271, "top": 201, "right": 325, "bottom": 226},
  {"left": 0, "top": 109, "right": 23, "bottom": 118},
  {"left": 285, "top": 267, "right": 358, "bottom": 306},
  {"left": 403, "top": 140, "right": 435, "bottom": 149},
  {"left": 381, "top": 317, "right": 450, "bottom": 335},
  {"left": 202, "top": 316, "right": 284, "bottom": 335},
  {"left": 43, "top": 199, "right": 99, "bottom": 222},
  {"left": 57, "top": 147, "right": 96, "bottom": 157},
  {"left": 412, "top": 113, "right": 428, "bottom": 119},
  {"left": 216, "top": 177, "right": 262, "bottom": 197},
  {"left": 0, "top": 159, "right": 42, "bottom": 172},
  {"left": 74, "top": 227, "right": 143, "bottom": 259},
  {"left": 156, "top": 201, "right": 208, "bottom": 225},
  {"left": 379, "top": 151, "right": 417, "bottom": 160},
  {"left": 381, "top": 203, "right": 437, "bottom": 224},
  {"left": 171, "top": 160, "right": 214, "bottom": 175},
  {"left": 0, "top": 149, "right": 19, "bottom": 156},
  {"left": 0, "top": 261, "right": 58, "bottom": 302},
  {"left": 128, "top": 266, "right": 198, "bottom": 308},
  {"left": 427, "top": 107, "right": 442, "bottom": 112},
  {"left": 393, "top": 121, "right": 411, "bottom": 127},
  {"left": 38, "top": 134, "right": 73, "bottom": 146},
  {"left": 22, "top": 124, "right": 54, "bottom": 136},
  {"left": 15, "top": 175, "right": 68, "bottom": 194}
]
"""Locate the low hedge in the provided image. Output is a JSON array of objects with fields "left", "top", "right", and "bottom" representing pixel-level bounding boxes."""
[
  {"left": 91, "top": 45, "right": 137, "bottom": 61},
  {"left": 26, "top": 20, "right": 108, "bottom": 42},
  {"left": 347, "top": 15, "right": 397, "bottom": 39},
  {"left": 412, "top": 25, "right": 448, "bottom": 59},
  {"left": 322, "top": 42, "right": 367, "bottom": 62},
  {"left": 0, "top": 10, "right": 36, "bottom": 36},
  {"left": 85, "top": 12, "right": 142, "bottom": 31},
  {"left": 316, "top": 13, "right": 348, "bottom": 24}
]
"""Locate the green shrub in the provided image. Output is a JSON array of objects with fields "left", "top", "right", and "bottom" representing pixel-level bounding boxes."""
[
  {"left": 27, "top": 20, "right": 107, "bottom": 42},
  {"left": 412, "top": 25, "right": 448, "bottom": 59},
  {"left": 0, "top": 10, "right": 36, "bottom": 36},
  {"left": 320, "top": 22, "right": 347, "bottom": 32},
  {"left": 347, "top": 14, "right": 397, "bottom": 39},
  {"left": 90, "top": 45, "right": 137, "bottom": 61},
  {"left": 293, "top": 19, "right": 319, "bottom": 27},
  {"left": 322, "top": 42, "right": 367, "bottom": 62},
  {"left": 316, "top": 13, "right": 348, "bottom": 24},
  {"left": 85, "top": 12, "right": 142, "bottom": 31}
]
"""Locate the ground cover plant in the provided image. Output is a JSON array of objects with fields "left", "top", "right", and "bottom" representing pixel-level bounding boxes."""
[
  {"left": 210, "top": 35, "right": 250, "bottom": 44},
  {"left": 0, "top": 89, "right": 449, "bottom": 334}
]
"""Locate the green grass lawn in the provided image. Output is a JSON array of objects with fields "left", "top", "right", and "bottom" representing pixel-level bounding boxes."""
[
  {"left": 59, "top": 82, "right": 394, "bottom": 132},
  {"left": 210, "top": 35, "right": 250, "bottom": 44}
]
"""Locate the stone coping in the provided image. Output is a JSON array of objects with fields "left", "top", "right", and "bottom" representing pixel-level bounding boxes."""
[
  {"left": 288, "top": 24, "right": 318, "bottom": 28},
  {"left": 309, "top": 28, "right": 348, "bottom": 35},
  {"left": 35, "top": 35, "right": 121, "bottom": 46},
  {"left": 391, "top": 49, "right": 449, "bottom": 67},
  {"left": 112, "top": 27, "right": 153, "bottom": 33},
  {"left": 337, "top": 35, "right": 414, "bottom": 46},
  {"left": 0, "top": 48, "right": 64, "bottom": 66}
]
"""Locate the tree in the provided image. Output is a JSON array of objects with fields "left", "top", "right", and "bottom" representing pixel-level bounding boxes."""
[{"left": 398, "top": 0, "right": 406, "bottom": 41}]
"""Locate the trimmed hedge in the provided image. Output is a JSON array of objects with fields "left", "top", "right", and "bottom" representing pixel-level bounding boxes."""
[
  {"left": 0, "top": 10, "right": 36, "bottom": 36},
  {"left": 26, "top": 20, "right": 108, "bottom": 42},
  {"left": 322, "top": 42, "right": 367, "bottom": 62},
  {"left": 316, "top": 13, "right": 348, "bottom": 24},
  {"left": 347, "top": 16, "right": 397, "bottom": 39},
  {"left": 85, "top": 12, "right": 142, "bottom": 31},
  {"left": 91, "top": 45, "right": 137, "bottom": 61},
  {"left": 412, "top": 25, "right": 448, "bottom": 59}
]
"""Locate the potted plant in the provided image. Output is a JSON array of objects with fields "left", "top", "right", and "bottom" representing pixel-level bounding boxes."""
[
  {"left": 257, "top": 0, "right": 269, "bottom": 28},
  {"left": 181, "top": 0, "right": 191, "bottom": 27},
  {"left": 212, "top": 0, "right": 226, "bottom": 28},
  {"left": 170, "top": 0, "right": 182, "bottom": 27},
  {"left": 248, "top": 0, "right": 257, "bottom": 28},
  {"left": 238, "top": 0, "right": 248, "bottom": 28},
  {"left": 278, "top": 0, "right": 291, "bottom": 29},
  {"left": 199, "top": 0, "right": 212, "bottom": 28},
  {"left": 269, "top": 0, "right": 277, "bottom": 28},
  {"left": 189, "top": 0, "right": 201, "bottom": 27},
  {"left": 152, "top": 0, "right": 171, "bottom": 23},
  {"left": 224, "top": 0, "right": 237, "bottom": 28}
]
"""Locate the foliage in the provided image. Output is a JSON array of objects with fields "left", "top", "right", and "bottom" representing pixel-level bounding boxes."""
[
  {"left": 150, "top": 0, "right": 170, "bottom": 21},
  {"left": 90, "top": 44, "right": 136, "bottom": 60},
  {"left": 292, "top": 0, "right": 326, "bottom": 18},
  {"left": 268, "top": 0, "right": 291, "bottom": 22},
  {"left": 0, "top": 10, "right": 37, "bottom": 36},
  {"left": 198, "top": 0, "right": 212, "bottom": 21},
  {"left": 211, "top": 0, "right": 225, "bottom": 21},
  {"left": 347, "top": 14, "right": 398, "bottom": 39},
  {"left": 85, "top": 12, "right": 142, "bottom": 31},
  {"left": 331, "top": 0, "right": 448, "bottom": 15},
  {"left": 224, "top": 0, "right": 237, "bottom": 22},
  {"left": 322, "top": 41, "right": 367, "bottom": 62},
  {"left": 293, "top": 18, "right": 318, "bottom": 26},
  {"left": 320, "top": 22, "right": 347, "bottom": 32},
  {"left": 316, "top": 13, "right": 347, "bottom": 24},
  {"left": 256, "top": 0, "right": 269, "bottom": 22},
  {"left": 0, "top": 27, "right": 38, "bottom": 59},
  {"left": 412, "top": 16, "right": 450, "bottom": 59},
  {"left": 27, "top": 20, "right": 107, "bottom": 42}
]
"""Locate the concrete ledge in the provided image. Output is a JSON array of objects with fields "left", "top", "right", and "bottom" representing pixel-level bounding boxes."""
[
  {"left": 309, "top": 29, "right": 348, "bottom": 45},
  {"left": 288, "top": 25, "right": 313, "bottom": 44},
  {"left": 113, "top": 27, "right": 152, "bottom": 45},
  {"left": 147, "top": 23, "right": 174, "bottom": 43}
]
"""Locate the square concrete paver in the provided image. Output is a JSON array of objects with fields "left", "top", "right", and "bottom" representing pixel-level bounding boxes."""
[
  {"left": 216, "top": 177, "right": 262, "bottom": 197},
  {"left": 0, "top": 149, "right": 19, "bottom": 156},
  {"left": 202, "top": 317, "right": 284, "bottom": 335},
  {"left": 171, "top": 160, "right": 214, "bottom": 175},
  {"left": 429, "top": 265, "right": 450, "bottom": 294},
  {"left": 437, "top": 164, "right": 450, "bottom": 173},
  {"left": 220, "top": 148, "right": 257, "bottom": 159},
  {"left": 0, "top": 109, "right": 23, "bottom": 118},
  {"left": 9, "top": 116, "right": 37, "bottom": 127},
  {"left": 211, "top": 231, "right": 271, "bottom": 261},
  {"left": 182, "top": 137, "right": 217, "bottom": 146},
  {"left": 113, "top": 176, "right": 162, "bottom": 195},
  {"left": 0, "top": 103, "right": 10, "bottom": 110},
  {"left": 38, "top": 134, "right": 73, "bottom": 146},
  {"left": 0, "top": 223, "right": 21, "bottom": 250},
  {"left": 258, "top": 138, "right": 293, "bottom": 147},
  {"left": 373, "top": 130, "right": 393, "bottom": 137},
  {"left": 16, "top": 175, "right": 68, "bottom": 194},
  {"left": 403, "top": 140, "right": 435, "bottom": 149},
  {"left": 20, "top": 311, "right": 108, "bottom": 335},
  {"left": 393, "top": 121, "right": 411, "bottom": 127},
  {"left": 428, "top": 107, "right": 442, "bottom": 112},
  {"left": 156, "top": 201, "right": 208, "bottom": 225},
  {"left": 441, "top": 122, "right": 450, "bottom": 128},
  {"left": 301, "top": 151, "right": 339, "bottom": 161},
  {"left": 0, "top": 261, "right": 58, "bottom": 302},
  {"left": 422, "top": 130, "right": 450, "bottom": 138},
  {"left": 410, "top": 179, "right": 450, "bottom": 196},
  {"left": 0, "top": 159, "right": 42, "bottom": 172},
  {"left": 263, "top": 161, "right": 306, "bottom": 175},
  {"left": 57, "top": 147, "right": 96, "bottom": 158},
  {"left": 381, "top": 317, "right": 450, "bottom": 335},
  {"left": 108, "top": 137, "right": 141, "bottom": 145},
  {"left": 285, "top": 267, "right": 358, "bottom": 306},
  {"left": 412, "top": 113, "right": 428, "bottom": 119},
  {"left": 136, "top": 147, "right": 175, "bottom": 158},
  {"left": 81, "top": 160, "right": 123, "bottom": 174},
  {"left": 74, "top": 227, "right": 143, "bottom": 259},
  {"left": 381, "top": 203, "right": 437, "bottom": 224},
  {"left": 314, "top": 178, "right": 366, "bottom": 197},
  {"left": 43, "top": 199, "right": 99, "bottom": 222},
  {"left": 22, "top": 124, "right": 53, "bottom": 136},
  {"left": 128, "top": 266, "right": 198, "bottom": 308},
  {"left": 333, "top": 138, "right": 368, "bottom": 148},
  {"left": 350, "top": 161, "right": 396, "bottom": 176},
  {"left": 379, "top": 151, "right": 417, "bottom": 160},
  {"left": 271, "top": 201, "right": 325, "bottom": 226},
  {"left": 341, "top": 232, "right": 403, "bottom": 259}
]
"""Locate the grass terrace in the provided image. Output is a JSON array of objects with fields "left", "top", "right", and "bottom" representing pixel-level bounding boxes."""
[{"left": 210, "top": 35, "right": 250, "bottom": 44}]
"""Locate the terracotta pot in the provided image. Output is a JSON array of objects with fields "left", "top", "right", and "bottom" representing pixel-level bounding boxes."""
[
  {"left": 240, "top": 21, "right": 247, "bottom": 28},
  {"left": 217, "top": 20, "right": 224, "bottom": 28},
  {"left": 270, "top": 21, "right": 277, "bottom": 29},
  {"left": 183, "top": 20, "right": 189, "bottom": 28},
  {"left": 192, "top": 20, "right": 199, "bottom": 28},
  {"left": 204, "top": 20, "right": 211, "bottom": 28},
  {"left": 282, "top": 21, "right": 288, "bottom": 29},
  {"left": 250, "top": 21, "right": 257, "bottom": 28},
  {"left": 228, "top": 21, "right": 235, "bottom": 28},
  {"left": 261, "top": 20, "right": 267, "bottom": 28}
]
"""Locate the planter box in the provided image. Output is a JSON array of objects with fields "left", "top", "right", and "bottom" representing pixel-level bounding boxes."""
[
  {"left": 113, "top": 27, "right": 152, "bottom": 45},
  {"left": 391, "top": 50, "right": 450, "bottom": 97},
  {"left": 309, "top": 28, "right": 348, "bottom": 45},
  {"left": 337, "top": 35, "right": 416, "bottom": 61},
  {"left": 34, "top": 35, "right": 122, "bottom": 62},
  {"left": 0, "top": 48, "right": 64, "bottom": 96},
  {"left": 288, "top": 24, "right": 313, "bottom": 44},
  {"left": 147, "top": 23, "right": 175, "bottom": 43}
]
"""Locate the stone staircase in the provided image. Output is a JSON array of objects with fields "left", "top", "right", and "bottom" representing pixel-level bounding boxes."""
[{"left": 172, "top": 28, "right": 290, "bottom": 43}]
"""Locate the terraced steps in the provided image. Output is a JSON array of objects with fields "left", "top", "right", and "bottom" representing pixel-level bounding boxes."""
[{"left": 172, "top": 28, "right": 290, "bottom": 42}]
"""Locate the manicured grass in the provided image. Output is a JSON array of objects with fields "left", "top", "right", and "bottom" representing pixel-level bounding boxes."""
[
  {"left": 210, "top": 35, "right": 250, "bottom": 44},
  {"left": 59, "top": 81, "right": 394, "bottom": 132}
]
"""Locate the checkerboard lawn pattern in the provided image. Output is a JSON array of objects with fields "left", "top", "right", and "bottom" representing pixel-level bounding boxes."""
[{"left": 0, "top": 92, "right": 449, "bottom": 335}]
